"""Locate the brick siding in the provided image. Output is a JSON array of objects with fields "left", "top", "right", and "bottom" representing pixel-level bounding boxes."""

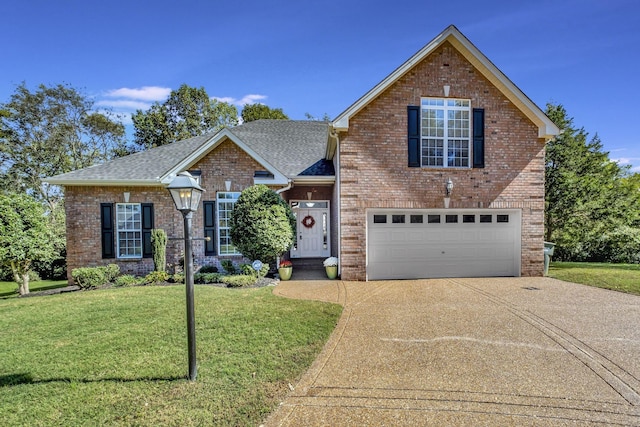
[{"left": 338, "top": 42, "right": 546, "bottom": 280}]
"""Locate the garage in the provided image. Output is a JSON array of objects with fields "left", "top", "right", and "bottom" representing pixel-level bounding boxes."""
[{"left": 367, "top": 209, "right": 521, "bottom": 280}]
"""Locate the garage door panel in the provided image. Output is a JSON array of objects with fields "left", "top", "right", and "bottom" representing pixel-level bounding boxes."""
[{"left": 367, "top": 209, "right": 520, "bottom": 280}]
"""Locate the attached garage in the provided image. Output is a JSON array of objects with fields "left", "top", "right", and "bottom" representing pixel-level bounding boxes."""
[{"left": 366, "top": 209, "right": 521, "bottom": 280}]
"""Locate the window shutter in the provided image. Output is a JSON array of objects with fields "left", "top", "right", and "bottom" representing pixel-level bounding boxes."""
[
  {"left": 141, "top": 203, "right": 154, "bottom": 258},
  {"left": 473, "top": 108, "right": 485, "bottom": 168},
  {"left": 100, "top": 203, "right": 115, "bottom": 259},
  {"left": 203, "top": 201, "right": 216, "bottom": 256},
  {"left": 407, "top": 105, "right": 420, "bottom": 167}
]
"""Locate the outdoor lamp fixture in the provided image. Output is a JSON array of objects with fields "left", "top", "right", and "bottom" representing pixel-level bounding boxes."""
[
  {"left": 167, "top": 171, "right": 204, "bottom": 381},
  {"left": 444, "top": 178, "right": 453, "bottom": 209}
]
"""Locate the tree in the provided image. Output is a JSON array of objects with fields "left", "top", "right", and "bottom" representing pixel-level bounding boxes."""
[
  {"left": 0, "top": 193, "right": 56, "bottom": 295},
  {"left": 241, "top": 103, "right": 288, "bottom": 122},
  {"left": 132, "top": 84, "right": 238, "bottom": 150},
  {"left": 545, "top": 103, "right": 640, "bottom": 262},
  {"left": 229, "top": 185, "right": 296, "bottom": 265},
  {"left": 0, "top": 82, "right": 126, "bottom": 210}
]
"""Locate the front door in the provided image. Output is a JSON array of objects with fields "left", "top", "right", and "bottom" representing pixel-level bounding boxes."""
[{"left": 290, "top": 202, "right": 330, "bottom": 258}]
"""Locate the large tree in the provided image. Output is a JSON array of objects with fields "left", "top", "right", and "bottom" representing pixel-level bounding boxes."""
[
  {"left": 545, "top": 103, "right": 640, "bottom": 262},
  {"left": 132, "top": 84, "right": 238, "bottom": 150},
  {"left": 0, "top": 192, "right": 57, "bottom": 295},
  {"left": 0, "top": 82, "right": 126, "bottom": 210},
  {"left": 241, "top": 103, "right": 288, "bottom": 122}
]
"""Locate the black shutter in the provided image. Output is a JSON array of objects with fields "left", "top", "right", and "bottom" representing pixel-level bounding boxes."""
[
  {"left": 473, "top": 108, "right": 485, "bottom": 168},
  {"left": 141, "top": 203, "right": 154, "bottom": 258},
  {"left": 203, "top": 201, "right": 216, "bottom": 256},
  {"left": 100, "top": 203, "right": 115, "bottom": 259},
  {"left": 407, "top": 105, "right": 420, "bottom": 167}
]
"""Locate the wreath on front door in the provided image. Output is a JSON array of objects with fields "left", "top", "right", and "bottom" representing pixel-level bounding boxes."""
[{"left": 301, "top": 215, "right": 315, "bottom": 229}]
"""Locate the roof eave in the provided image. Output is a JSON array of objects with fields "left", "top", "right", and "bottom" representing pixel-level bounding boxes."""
[
  {"left": 332, "top": 25, "right": 560, "bottom": 139},
  {"left": 292, "top": 176, "right": 336, "bottom": 185},
  {"left": 44, "top": 178, "right": 163, "bottom": 187}
]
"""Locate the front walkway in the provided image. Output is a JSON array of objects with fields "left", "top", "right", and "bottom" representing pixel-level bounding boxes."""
[{"left": 267, "top": 277, "right": 640, "bottom": 426}]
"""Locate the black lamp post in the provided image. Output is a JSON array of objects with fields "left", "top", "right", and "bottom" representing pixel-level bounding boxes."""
[{"left": 167, "top": 171, "right": 204, "bottom": 381}]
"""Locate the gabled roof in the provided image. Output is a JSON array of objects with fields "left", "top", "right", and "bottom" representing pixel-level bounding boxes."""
[
  {"left": 46, "top": 120, "right": 332, "bottom": 186},
  {"left": 332, "top": 25, "right": 560, "bottom": 140}
]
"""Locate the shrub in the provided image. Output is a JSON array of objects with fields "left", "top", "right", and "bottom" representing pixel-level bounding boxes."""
[
  {"left": 194, "top": 272, "right": 224, "bottom": 284},
  {"left": 113, "top": 275, "right": 143, "bottom": 287},
  {"left": 220, "top": 259, "right": 236, "bottom": 274},
  {"left": 151, "top": 229, "right": 167, "bottom": 272},
  {"left": 71, "top": 264, "right": 120, "bottom": 289},
  {"left": 198, "top": 264, "right": 219, "bottom": 273},
  {"left": 143, "top": 270, "right": 170, "bottom": 285},
  {"left": 229, "top": 184, "right": 295, "bottom": 265},
  {"left": 240, "top": 263, "right": 269, "bottom": 278},
  {"left": 171, "top": 273, "right": 185, "bottom": 284},
  {"left": 222, "top": 275, "right": 257, "bottom": 288}
]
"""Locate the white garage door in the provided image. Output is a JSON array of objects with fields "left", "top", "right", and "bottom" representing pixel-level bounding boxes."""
[{"left": 367, "top": 209, "right": 521, "bottom": 280}]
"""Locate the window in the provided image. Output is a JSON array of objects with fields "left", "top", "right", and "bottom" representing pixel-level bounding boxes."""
[
  {"left": 427, "top": 214, "right": 441, "bottom": 224},
  {"left": 445, "top": 215, "right": 458, "bottom": 223},
  {"left": 217, "top": 192, "right": 241, "bottom": 255},
  {"left": 497, "top": 214, "right": 510, "bottom": 223},
  {"left": 480, "top": 214, "right": 492, "bottom": 223},
  {"left": 410, "top": 215, "right": 423, "bottom": 224},
  {"left": 116, "top": 203, "right": 142, "bottom": 258},
  {"left": 373, "top": 215, "right": 387, "bottom": 224},
  {"left": 463, "top": 215, "right": 475, "bottom": 223},
  {"left": 392, "top": 215, "right": 405, "bottom": 224},
  {"left": 421, "top": 98, "right": 470, "bottom": 168}
]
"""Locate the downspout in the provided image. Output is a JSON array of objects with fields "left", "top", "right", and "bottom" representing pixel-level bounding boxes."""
[
  {"left": 330, "top": 128, "right": 342, "bottom": 277},
  {"left": 276, "top": 179, "right": 293, "bottom": 196}
]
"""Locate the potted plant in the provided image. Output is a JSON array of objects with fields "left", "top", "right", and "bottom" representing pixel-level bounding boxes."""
[
  {"left": 278, "top": 260, "right": 293, "bottom": 281},
  {"left": 323, "top": 257, "right": 339, "bottom": 279}
]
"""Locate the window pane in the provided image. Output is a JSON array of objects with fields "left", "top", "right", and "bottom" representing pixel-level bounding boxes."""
[
  {"left": 497, "top": 215, "right": 509, "bottom": 223},
  {"left": 410, "top": 215, "right": 423, "bottom": 224},
  {"left": 480, "top": 215, "right": 492, "bottom": 223},
  {"left": 392, "top": 215, "right": 405, "bottom": 224},
  {"left": 427, "top": 215, "right": 441, "bottom": 224},
  {"left": 373, "top": 215, "right": 387, "bottom": 224},
  {"left": 463, "top": 215, "right": 475, "bottom": 223},
  {"left": 445, "top": 215, "right": 458, "bottom": 223}
]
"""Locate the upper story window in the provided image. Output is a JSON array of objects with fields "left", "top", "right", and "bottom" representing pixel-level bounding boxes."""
[
  {"left": 217, "top": 192, "right": 241, "bottom": 255},
  {"left": 421, "top": 98, "right": 470, "bottom": 168}
]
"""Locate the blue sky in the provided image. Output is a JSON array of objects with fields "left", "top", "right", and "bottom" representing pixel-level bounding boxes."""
[{"left": 4, "top": 0, "right": 640, "bottom": 171}]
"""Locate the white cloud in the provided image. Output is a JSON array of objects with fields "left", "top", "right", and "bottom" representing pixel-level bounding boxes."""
[
  {"left": 95, "top": 99, "right": 152, "bottom": 110},
  {"left": 212, "top": 94, "right": 267, "bottom": 106},
  {"left": 104, "top": 86, "right": 171, "bottom": 102}
]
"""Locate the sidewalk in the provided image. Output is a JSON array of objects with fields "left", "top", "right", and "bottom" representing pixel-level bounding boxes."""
[{"left": 266, "top": 277, "right": 640, "bottom": 426}]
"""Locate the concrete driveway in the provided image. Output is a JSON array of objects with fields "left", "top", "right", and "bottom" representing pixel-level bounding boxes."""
[{"left": 266, "top": 277, "right": 640, "bottom": 426}]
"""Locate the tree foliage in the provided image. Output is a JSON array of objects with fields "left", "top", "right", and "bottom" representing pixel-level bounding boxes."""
[
  {"left": 229, "top": 185, "right": 295, "bottom": 265},
  {"left": 0, "top": 82, "right": 126, "bottom": 209},
  {"left": 545, "top": 103, "right": 640, "bottom": 262},
  {"left": 241, "top": 103, "right": 288, "bottom": 122},
  {"left": 0, "top": 192, "right": 57, "bottom": 295},
  {"left": 132, "top": 84, "right": 238, "bottom": 150}
]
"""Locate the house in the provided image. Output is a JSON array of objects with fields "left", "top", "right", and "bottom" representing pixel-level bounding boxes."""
[{"left": 47, "top": 25, "right": 559, "bottom": 282}]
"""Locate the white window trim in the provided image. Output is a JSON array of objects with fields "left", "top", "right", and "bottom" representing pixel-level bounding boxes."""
[
  {"left": 421, "top": 97, "right": 471, "bottom": 168},
  {"left": 216, "top": 192, "right": 241, "bottom": 256},
  {"left": 116, "top": 203, "right": 142, "bottom": 259}
]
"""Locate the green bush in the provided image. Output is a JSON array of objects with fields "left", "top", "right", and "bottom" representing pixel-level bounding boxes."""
[
  {"left": 229, "top": 184, "right": 295, "bottom": 265},
  {"left": 198, "top": 264, "right": 218, "bottom": 273},
  {"left": 240, "top": 263, "right": 269, "bottom": 278},
  {"left": 151, "top": 229, "right": 167, "bottom": 272},
  {"left": 143, "top": 271, "right": 170, "bottom": 285},
  {"left": 170, "top": 273, "right": 185, "bottom": 284},
  {"left": 113, "top": 275, "right": 143, "bottom": 287},
  {"left": 71, "top": 264, "right": 120, "bottom": 289},
  {"left": 222, "top": 274, "right": 257, "bottom": 288},
  {"left": 194, "top": 272, "right": 223, "bottom": 284},
  {"left": 220, "top": 259, "right": 236, "bottom": 274}
]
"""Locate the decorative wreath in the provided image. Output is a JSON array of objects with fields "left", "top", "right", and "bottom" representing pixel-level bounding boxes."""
[{"left": 301, "top": 215, "right": 315, "bottom": 229}]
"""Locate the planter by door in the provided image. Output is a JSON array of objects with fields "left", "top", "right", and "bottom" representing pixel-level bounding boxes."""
[
  {"left": 325, "top": 266, "right": 338, "bottom": 279},
  {"left": 278, "top": 267, "right": 292, "bottom": 281}
]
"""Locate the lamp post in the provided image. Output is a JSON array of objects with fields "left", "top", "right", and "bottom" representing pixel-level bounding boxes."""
[{"left": 167, "top": 171, "right": 204, "bottom": 381}]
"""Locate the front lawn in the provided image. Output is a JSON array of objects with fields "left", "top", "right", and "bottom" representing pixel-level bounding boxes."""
[
  {"left": 0, "top": 279, "right": 68, "bottom": 298},
  {"left": 548, "top": 262, "right": 640, "bottom": 295},
  {"left": 0, "top": 285, "right": 342, "bottom": 426}
]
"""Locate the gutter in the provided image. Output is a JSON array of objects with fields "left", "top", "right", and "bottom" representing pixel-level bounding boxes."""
[{"left": 276, "top": 179, "right": 293, "bottom": 195}]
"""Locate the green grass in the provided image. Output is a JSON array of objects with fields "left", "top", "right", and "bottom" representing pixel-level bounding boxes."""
[
  {"left": 549, "top": 262, "right": 640, "bottom": 295},
  {"left": 0, "top": 285, "right": 342, "bottom": 426},
  {"left": 0, "top": 279, "right": 69, "bottom": 298}
]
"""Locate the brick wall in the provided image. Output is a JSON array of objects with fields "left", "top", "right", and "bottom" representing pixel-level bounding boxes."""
[
  {"left": 338, "top": 41, "right": 546, "bottom": 280},
  {"left": 64, "top": 138, "right": 272, "bottom": 281}
]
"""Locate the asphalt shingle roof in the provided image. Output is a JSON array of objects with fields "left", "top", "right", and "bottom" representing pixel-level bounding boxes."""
[{"left": 46, "top": 120, "right": 331, "bottom": 184}]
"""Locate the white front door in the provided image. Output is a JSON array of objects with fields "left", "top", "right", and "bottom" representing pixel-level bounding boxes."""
[{"left": 291, "top": 203, "right": 330, "bottom": 258}]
